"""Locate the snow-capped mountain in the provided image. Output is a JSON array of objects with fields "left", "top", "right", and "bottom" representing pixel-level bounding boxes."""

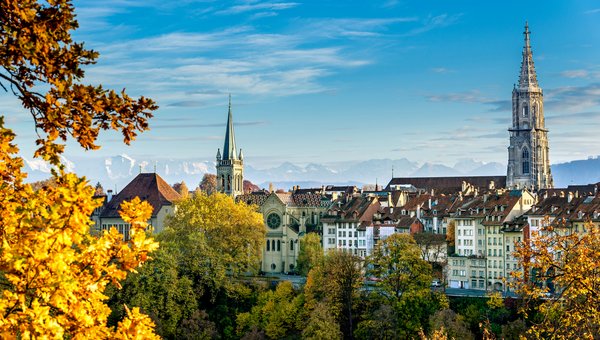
[{"left": 20, "top": 154, "right": 598, "bottom": 191}]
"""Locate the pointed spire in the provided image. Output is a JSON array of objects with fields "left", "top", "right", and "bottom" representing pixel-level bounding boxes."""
[
  {"left": 518, "top": 21, "right": 539, "bottom": 90},
  {"left": 216, "top": 148, "right": 221, "bottom": 160},
  {"left": 222, "top": 94, "right": 237, "bottom": 160},
  {"left": 238, "top": 148, "right": 244, "bottom": 161}
]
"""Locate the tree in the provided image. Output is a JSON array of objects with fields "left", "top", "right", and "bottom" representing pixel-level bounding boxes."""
[
  {"left": 161, "top": 192, "right": 266, "bottom": 296},
  {"left": 173, "top": 181, "right": 189, "bottom": 198},
  {"left": 199, "top": 174, "right": 217, "bottom": 195},
  {"left": 0, "top": 0, "right": 159, "bottom": 336},
  {"left": 305, "top": 251, "right": 363, "bottom": 338},
  {"left": 369, "top": 234, "right": 433, "bottom": 300},
  {"left": 446, "top": 220, "right": 456, "bottom": 247},
  {"left": 296, "top": 232, "right": 324, "bottom": 276},
  {"left": 243, "top": 180, "right": 260, "bottom": 193},
  {"left": 429, "top": 309, "right": 474, "bottom": 340},
  {"left": 512, "top": 220, "right": 600, "bottom": 338},
  {"left": 303, "top": 302, "right": 342, "bottom": 340},
  {"left": 107, "top": 247, "right": 198, "bottom": 338},
  {"left": 94, "top": 181, "right": 105, "bottom": 195},
  {"left": 236, "top": 281, "right": 303, "bottom": 338}
]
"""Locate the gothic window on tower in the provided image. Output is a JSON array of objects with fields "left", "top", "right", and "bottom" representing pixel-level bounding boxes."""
[
  {"left": 522, "top": 148, "right": 530, "bottom": 174},
  {"left": 522, "top": 106, "right": 528, "bottom": 117}
]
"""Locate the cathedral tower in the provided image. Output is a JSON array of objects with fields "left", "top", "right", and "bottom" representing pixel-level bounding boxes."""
[
  {"left": 216, "top": 95, "right": 244, "bottom": 197},
  {"left": 507, "top": 23, "right": 553, "bottom": 191}
]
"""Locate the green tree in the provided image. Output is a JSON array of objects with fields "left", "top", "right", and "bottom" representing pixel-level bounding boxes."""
[
  {"left": 236, "top": 281, "right": 303, "bottom": 339},
  {"left": 107, "top": 248, "right": 198, "bottom": 338},
  {"left": 305, "top": 251, "right": 363, "bottom": 338},
  {"left": 161, "top": 192, "right": 266, "bottom": 297},
  {"left": 296, "top": 232, "right": 324, "bottom": 276},
  {"left": 369, "top": 234, "right": 433, "bottom": 300},
  {"left": 303, "top": 302, "right": 343, "bottom": 340},
  {"left": 429, "top": 309, "right": 474, "bottom": 340}
]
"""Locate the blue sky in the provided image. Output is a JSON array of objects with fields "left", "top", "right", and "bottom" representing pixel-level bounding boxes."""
[{"left": 5, "top": 0, "right": 600, "bottom": 168}]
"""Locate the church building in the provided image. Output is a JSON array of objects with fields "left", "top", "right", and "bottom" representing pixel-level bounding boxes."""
[
  {"left": 507, "top": 23, "right": 553, "bottom": 191},
  {"left": 216, "top": 95, "right": 244, "bottom": 198}
]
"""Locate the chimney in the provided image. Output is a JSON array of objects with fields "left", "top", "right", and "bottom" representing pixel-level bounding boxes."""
[{"left": 107, "top": 189, "right": 114, "bottom": 202}]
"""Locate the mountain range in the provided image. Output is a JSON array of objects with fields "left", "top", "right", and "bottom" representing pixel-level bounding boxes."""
[{"left": 22, "top": 154, "right": 600, "bottom": 191}]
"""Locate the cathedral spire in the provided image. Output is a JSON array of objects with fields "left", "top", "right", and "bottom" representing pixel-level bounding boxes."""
[
  {"left": 518, "top": 22, "right": 539, "bottom": 90},
  {"left": 222, "top": 94, "right": 237, "bottom": 160}
]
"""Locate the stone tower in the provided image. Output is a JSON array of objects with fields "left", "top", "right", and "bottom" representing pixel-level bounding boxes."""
[
  {"left": 216, "top": 95, "right": 244, "bottom": 197},
  {"left": 507, "top": 23, "right": 553, "bottom": 191}
]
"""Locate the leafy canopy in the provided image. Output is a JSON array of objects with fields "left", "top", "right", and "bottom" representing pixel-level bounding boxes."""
[{"left": 0, "top": 0, "right": 159, "bottom": 337}]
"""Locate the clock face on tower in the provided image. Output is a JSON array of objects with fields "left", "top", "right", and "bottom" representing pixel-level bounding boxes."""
[{"left": 266, "top": 213, "right": 281, "bottom": 229}]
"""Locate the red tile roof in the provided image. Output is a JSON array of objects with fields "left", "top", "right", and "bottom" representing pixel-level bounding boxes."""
[{"left": 100, "top": 173, "right": 181, "bottom": 218}]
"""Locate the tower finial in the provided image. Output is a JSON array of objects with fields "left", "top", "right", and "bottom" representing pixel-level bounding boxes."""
[{"left": 518, "top": 21, "right": 539, "bottom": 89}]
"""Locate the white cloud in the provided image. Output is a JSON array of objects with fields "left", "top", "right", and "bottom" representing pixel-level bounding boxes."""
[{"left": 215, "top": 1, "right": 300, "bottom": 15}]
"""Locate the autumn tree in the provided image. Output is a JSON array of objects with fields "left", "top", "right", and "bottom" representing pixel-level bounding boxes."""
[
  {"left": 512, "top": 220, "right": 600, "bottom": 338},
  {"left": 161, "top": 192, "right": 266, "bottom": 296},
  {"left": 236, "top": 281, "right": 303, "bottom": 338},
  {"left": 369, "top": 234, "right": 432, "bottom": 300},
  {"left": 367, "top": 234, "right": 446, "bottom": 337},
  {"left": 296, "top": 232, "right": 324, "bottom": 276},
  {"left": 173, "top": 181, "right": 189, "bottom": 198},
  {"left": 199, "top": 173, "right": 217, "bottom": 195},
  {"left": 0, "top": 0, "right": 159, "bottom": 336},
  {"left": 305, "top": 251, "right": 362, "bottom": 338},
  {"left": 94, "top": 181, "right": 105, "bottom": 195},
  {"left": 446, "top": 220, "right": 456, "bottom": 247}
]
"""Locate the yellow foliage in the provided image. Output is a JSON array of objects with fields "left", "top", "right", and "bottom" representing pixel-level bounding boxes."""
[
  {"left": 0, "top": 120, "right": 159, "bottom": 337},
  {"left": 512, "top": 220, "right": 600, "bottom": 338}
]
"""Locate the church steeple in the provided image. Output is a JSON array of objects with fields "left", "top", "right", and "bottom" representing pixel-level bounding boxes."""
[
  {"left": 222, "top": 94, "right": 237, "bottom": 160},
  {"left": 518, "top": 22, "right": 539, "bottom": 91},
  {"left": 507, "top": 23, "right": 553, "bottom": 191},
  {"left": 216, "top": 95, "right": 244, "bottom": 198}
]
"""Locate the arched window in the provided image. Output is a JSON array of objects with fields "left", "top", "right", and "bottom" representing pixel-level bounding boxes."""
[
  {"left": 227, "top": 175, "right": 231, "bottom": 191},
  {"left": 522, "top": 148, "right": 530, "bottom": 174},
  {"left": 522, "top": 106, "right": 528, "bottom": 117},
  {"left": 271, "top": 240, "right": 275, "bottom": 251},
  {"left": 221, "top": 175, "right": 225, "bottom": 188},
  {"left": 290, "top": 241, "right": 294, "bottom": 251},
  {"left": 277, "top": 240, "right": 281, "bottom": 251},
  {"left": 266, "top": 239, "right": 270, "bottom": 251}
]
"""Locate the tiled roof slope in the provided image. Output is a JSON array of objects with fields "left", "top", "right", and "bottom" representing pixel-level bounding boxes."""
[{"left": 100, "top": 173, "right": 181, "bottom": 218}]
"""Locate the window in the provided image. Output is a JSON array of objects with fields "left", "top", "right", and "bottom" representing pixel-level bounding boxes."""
[
  {"left": 522, "top": 148, "right": 530, "bottom": 174},
  {"left": 290, "top": 241, "right": 294, "bottom": 251},
  {"left": 522, "top": 106, "right": 528, "bottom": 117},
  {"left": 277, "top": 240, "right": 281, "bottom": 251},
  {"left": 329, "top": 228, "right": 335, "bottom": 235},
  {"left": 266, "top": 240, "right": 270, "bottom": 251},
  {"left": 328, "top": 238, "right": 335, "bottom": 245},
  {"left": 271, "top": 240, "right": 275, "bottom": 251}
]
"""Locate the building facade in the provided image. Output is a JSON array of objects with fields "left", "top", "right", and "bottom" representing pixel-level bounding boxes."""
[
  {"left": 237, "top": 189, "right": 329, "bottom": 274},
  {"left": 217, "top": 96, "right": 244, "bottom": 198},
  {"left": 507, "top": 23, "right": 553, "bottom": 191}
]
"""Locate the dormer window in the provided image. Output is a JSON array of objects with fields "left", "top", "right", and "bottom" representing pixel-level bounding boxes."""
[{"left": 578, "top": 211, "right": 583, "bottom": 219}]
